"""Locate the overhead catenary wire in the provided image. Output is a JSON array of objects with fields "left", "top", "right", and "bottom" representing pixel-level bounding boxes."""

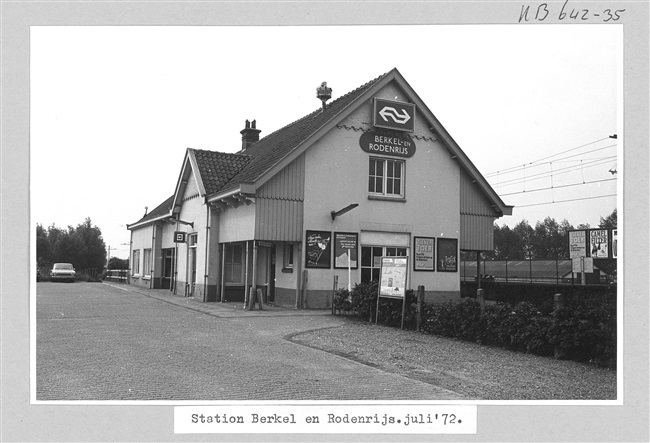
[
  {"left": 514, "top": 193, "right": 617, "bottom": 208},
  {"left": 499, "top": 177, "right": 617, "bottom": 197},
  {"left": 484, "top": 137, "right": 614, "bottom": 178},
  {"left": 490, "top": 156, "right": 616, "bottom": 188}
]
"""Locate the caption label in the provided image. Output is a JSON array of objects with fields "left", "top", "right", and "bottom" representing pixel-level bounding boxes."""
[{"left": 174, "top": 405, "right": 477, "bottom": 434}]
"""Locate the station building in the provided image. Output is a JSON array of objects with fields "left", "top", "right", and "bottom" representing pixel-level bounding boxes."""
[{"left": 126, "top": 68, "right": 513, "bottom": 308}]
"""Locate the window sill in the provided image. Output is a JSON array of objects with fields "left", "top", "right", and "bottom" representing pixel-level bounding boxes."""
[{"left": 368, "top": 195, "right": 406, "bottom": 203}]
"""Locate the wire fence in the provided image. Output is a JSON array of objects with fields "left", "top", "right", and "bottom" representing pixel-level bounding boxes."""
[{"left": 460, "top": 259, "right": 616, "bottom": 285}]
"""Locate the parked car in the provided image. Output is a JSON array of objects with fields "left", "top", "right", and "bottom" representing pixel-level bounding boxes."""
[{"left": 50, "top": 263, "right": 76, "bottom": 282}]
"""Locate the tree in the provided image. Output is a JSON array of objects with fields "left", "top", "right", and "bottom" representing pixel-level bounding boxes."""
[
  {"left": 599, "top": 208, "right": 617, "bottom": 228},
  {"left": 36, "top": 224, "right": 51, "bottom": 265},
  {"left": 492, "top": 223, "right": 524, "bottom": 260},
  {"left": 72, "top": 217, "right": 107, "bottom": 270},
  {"left": 530, "top": 217, "right": 573, "bottom": 259},
  {"left": 37, "top": 218, "right": 107, "bottom": 271},
  {"left": 512, "top": 219, "right": 535, "bottom": 259},
  {"left": 107, "top": 257, "right": 129, "bottom": 270}
]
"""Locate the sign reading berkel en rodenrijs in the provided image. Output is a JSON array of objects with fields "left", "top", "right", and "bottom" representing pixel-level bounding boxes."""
[
  {"left": 373, "top": 98, "right": 416, "bottom": 132},
  {"left": 359, "top": 130, "right": 416, "bottom": 158}
]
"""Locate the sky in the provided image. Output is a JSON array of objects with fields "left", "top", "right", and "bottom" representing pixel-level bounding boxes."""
[{"left": 30, "top": 25, "right": 619, "bottom": 260}]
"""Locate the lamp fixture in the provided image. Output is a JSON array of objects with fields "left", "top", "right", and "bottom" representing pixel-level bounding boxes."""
[{"left": 331, "top": 203, "right": 359, "bottom": 221}]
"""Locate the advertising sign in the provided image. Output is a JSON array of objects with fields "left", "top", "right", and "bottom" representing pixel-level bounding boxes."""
[
  {"left": 437, "top": 238, "right": 458, "bottom": 272},
  {"left": 414, "top": 237, "right": 435, "bottom": 271},
  {"left": 379, "top": 257, "right": 408, "bottom": 298},
  {"left": 373, "top": 98, "right": 416, "bottom": 132},
  {"left": 359, "top": 131, "right": 416, "bottom": 158},
  {"left": 334, "top": 233, "right": 358, "bottom": 269},
  {"left": 568, "top": 230, "right": 587, "bottom": 258},
  {"left": 589, "top": 229, "right": 609, "bottom": 258},
  {"left": 174, "top": 231, "right": 186, "bottom": 243},
  {"left": 305, "top": 231, "right": 331, "bottom": 268},
  {"left": 612, "top": 229, "right": 617, "bottom": 259}
]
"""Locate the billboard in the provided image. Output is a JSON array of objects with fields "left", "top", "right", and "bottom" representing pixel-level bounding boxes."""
[
  {"left": 589, "top": 229, "right": 609, "bottom": 258},
  {"left": 568, "top": 230, "right": 587, "bottom": 258},
  {"left": 568, "top": 228, "right": 615, "bottom": 259}
]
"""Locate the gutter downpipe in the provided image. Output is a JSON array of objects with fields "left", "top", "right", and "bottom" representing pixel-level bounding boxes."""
[
  {"left": 173, "top": 220, "right": 179, "bottom": 295},
  {"left": 150, "top": 224, "right": 156, "bottom": 289},
  {"left": 295, "top": 241, "right": 302, "bottom": 309},
  {"left": 128, "top": 230, "right": 133, "bottom": 285},
  {"left": 204, "top": 205, "right": 210, "bottom": 302},
  {"left": 220, "top": 243, "right": 226, "bottom": 302}
]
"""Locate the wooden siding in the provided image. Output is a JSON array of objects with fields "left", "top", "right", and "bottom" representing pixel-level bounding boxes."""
[
  {"left": 257, "top": 154, "right": 305, "bottom": 200},
  {"left": 255, "top": 198, "right": 303, "bottom": 241},
  {"left": 461, "top": 214, "right": 495, "bottom": 251},
  {"left": 460, "top": 168, "right": 496, "bottom": 216},
  {"left": 254, "top": 155, "right": 305, "bottom": 241},
  {"left": 460, "top": 167, "right": 497, "bottom": 250}
]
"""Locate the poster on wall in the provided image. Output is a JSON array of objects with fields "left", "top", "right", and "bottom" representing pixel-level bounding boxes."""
[
  {"left": 305, "top": 230, "right": 331, "bottom": 268},
  {"left": 589, "top": 229, "right": 609, "bottom": 258},
  {"left": 379, "top": 257, "right": 408, "bottom": 298},
  {"left": 437, "top": 238, "right": 458, "bottom": 272},
  {"left": 334, "top": 232, "right": 358, "bottom": 269},
  {"left": 568, "top": 230, "right": 587, "bottom": 258},
  {"left": 414, "top": 237, "right": 435, "bottom": 271}
]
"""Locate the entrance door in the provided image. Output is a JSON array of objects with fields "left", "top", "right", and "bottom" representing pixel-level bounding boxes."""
[
  {"left": 162, "top": 248, "right": 174, "bottom": 290},
  {"left": 188, "top": 233, "right": 198, "bottom": 296},
  {"left": 361, "top": 246, "right": 407, "bottom": 283},
  {"left": 255, "top": 243, "right": 276, "bottom": 303}
]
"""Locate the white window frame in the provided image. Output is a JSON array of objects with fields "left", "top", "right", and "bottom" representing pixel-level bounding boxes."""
[
  {"left": 368, "top": 157, "right": 405, "bottom": 198},
  {"left": 225, "top": 243, "right": 245, "bottom": 285},
  {"left": 283, "top": 242, "right": 294, "bottom": 271},
  {"left": 132, "top": 249, "right": 140, "bottom": 277},
  {"left": 142, "top": 248, "right": 152, "bottom": 279}
]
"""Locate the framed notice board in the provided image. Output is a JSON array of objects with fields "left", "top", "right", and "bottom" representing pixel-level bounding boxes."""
[
  {"left": 413, "top": 236, "right": 435, "bottom": 271},
  {"left": 437, "top": 238, "right": 458, "bottom": 272},
  {"left": 334, "top": 232, "right": 358, "bottom": 269},
  {"left": 305, "top": 230, "right": 331, "bottom": 268}
]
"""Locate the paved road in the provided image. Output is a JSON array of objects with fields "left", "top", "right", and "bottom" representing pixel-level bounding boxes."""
[{"left": 36, "top": 282, "right": 464, "bottom": 401}]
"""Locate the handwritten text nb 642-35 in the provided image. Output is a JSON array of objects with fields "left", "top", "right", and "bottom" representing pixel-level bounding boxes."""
[{"left": 519, "top": 0, "right": 626, "bottom": 23}]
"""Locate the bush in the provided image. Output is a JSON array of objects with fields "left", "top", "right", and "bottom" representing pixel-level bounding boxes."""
[{"left": 419, "top": 297, "right": 614, "bottom": 367}]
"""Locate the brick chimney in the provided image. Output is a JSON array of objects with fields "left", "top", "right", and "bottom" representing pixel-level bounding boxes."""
[{"left": 240, "top": 119, "right": 261, "bottom": 151}]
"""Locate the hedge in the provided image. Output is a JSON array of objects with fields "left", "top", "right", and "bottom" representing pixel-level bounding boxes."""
[{"left": 334, "top": 282, "right": 616, "bottom": 368}]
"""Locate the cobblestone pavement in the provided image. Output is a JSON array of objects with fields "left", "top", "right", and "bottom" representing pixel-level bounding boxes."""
[{"left": 36, "top": 282, "right": 465, "bottom": 401}]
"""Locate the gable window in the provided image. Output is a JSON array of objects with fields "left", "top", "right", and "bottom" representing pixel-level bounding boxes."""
[{"left": 368, "top": 157, "right": 404, "bottom": 198}]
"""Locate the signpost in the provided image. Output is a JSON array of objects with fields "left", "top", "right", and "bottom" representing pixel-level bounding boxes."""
[
  {"left": 376, "top": 256, "right": 409, "bottom": 329},
  {"left": 334, "top": 233, "right": 358, "bottom": 291}
]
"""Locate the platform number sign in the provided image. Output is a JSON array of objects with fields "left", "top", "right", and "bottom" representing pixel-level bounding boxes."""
[{"left": 174, "top": 231, "right": 186, "bottom": 243}]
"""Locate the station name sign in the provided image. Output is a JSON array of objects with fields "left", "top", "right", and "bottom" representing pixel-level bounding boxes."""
[
  {"left": 373, "top": 98, "right": 416, "bottom": 132},
  {"left": 359, "top": 131, "right": 416, "bottom": 158}
]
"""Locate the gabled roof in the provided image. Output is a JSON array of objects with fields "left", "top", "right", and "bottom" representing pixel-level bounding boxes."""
[
  {"left": 203, "top": 68, "right": 512, "bottom": 216},
  {"left": 216, "top": 72, "right": 388, "bottom": 195},
  {"left": 170, "top": 149, "right": 252, "bottom": 216},
  {"left": 126, "top": 195, "right": 174, "bottom": 230},
  {"left": 192, "top": 149, "right": 252, "bottom": 196}
]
